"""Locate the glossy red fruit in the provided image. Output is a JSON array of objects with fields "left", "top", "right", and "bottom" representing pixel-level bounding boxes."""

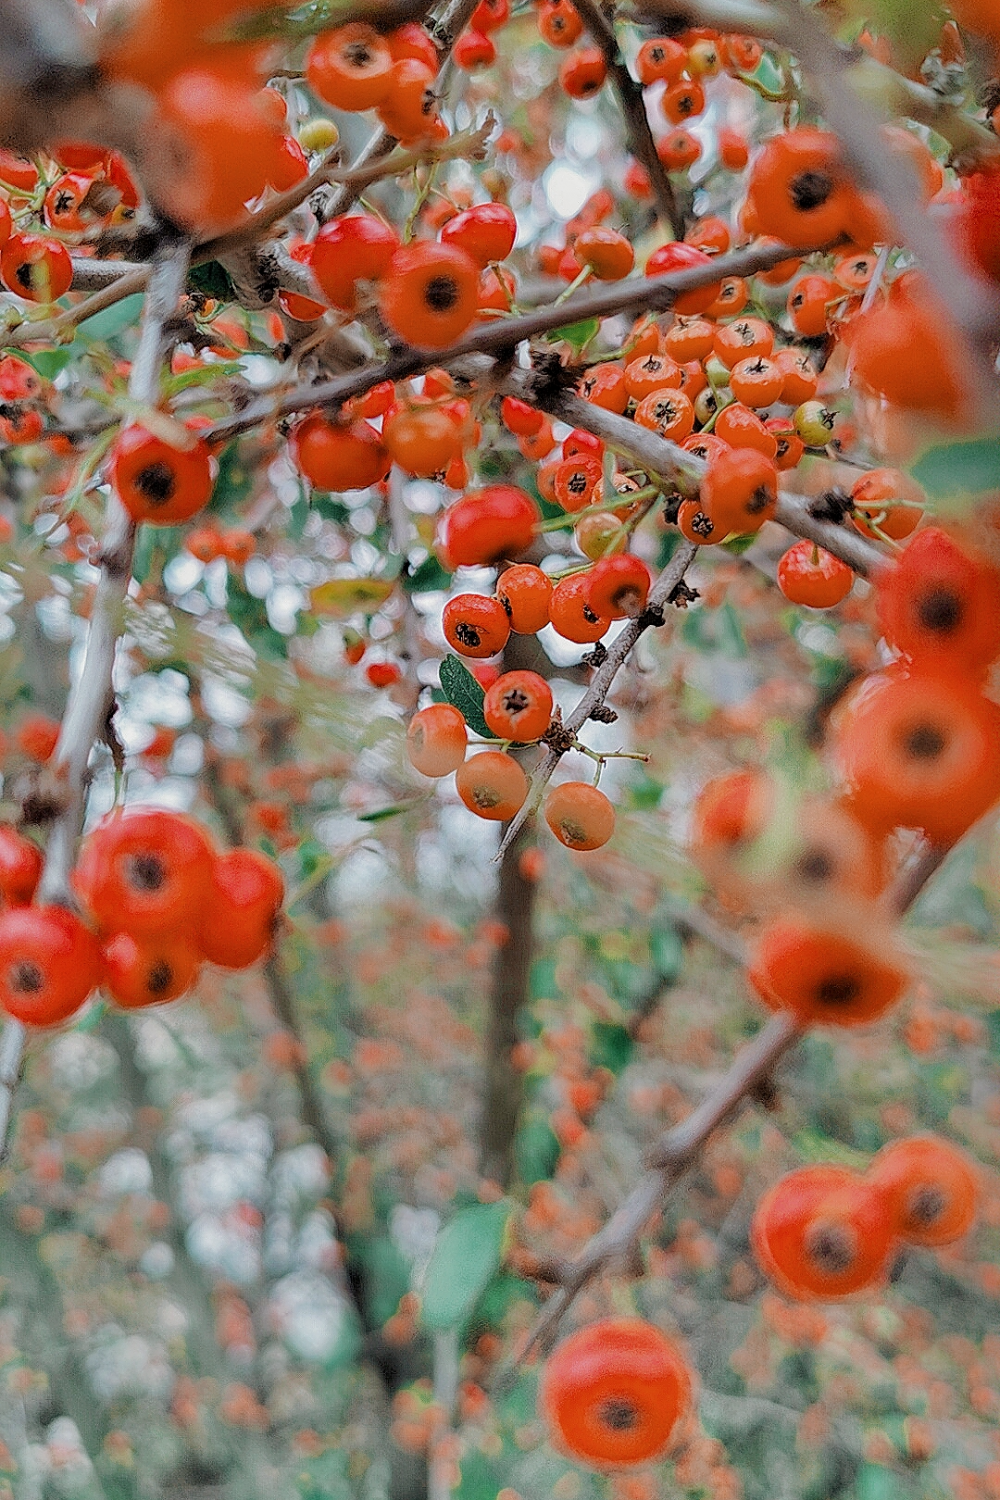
[
  {"left": 441, "top": 202, "right": 517, "bottom": 267},
  {"left": 749, "top": 914, "right": 909, "bottom": 1028},
  {"left": 0, "top": 233, "right": 73, "bottom": 303},
  {"left": 442, "top": 593, "right": 511, "bottom": 657},
  {"left": 198, "top": 849, "right": 284, "bottom": 969},
  {"left": 777, "top": 541, "right": 855, "bottom": 608},
  {"left": 832, "top": 666, "right": 1000, "bottom": 844},
  {"left": 646, "top": 241, "right": 722, "bottom": 316},
  {"left": 483, "top": 670, "right": 553, "bottom": 741},
  {"left": 586, "top": 553, "right": 651, "bottom": 619},
  {"left": 75, "top": 809, "right": 217, "bottom": 938},
  {"left": 110, "top": 426, "right": 214, "bottom": 525},
  {"left": 0, "top": 827, "right": 43, "bottom": 907},
  {"left": 540, "top": 1319, "right": 692, "bottom": 1470},
  {"left": 310, "top": 214, "right": 400, "bottom": 312},
  {"left": 438, "top": 486, "right": 539, "bottom": 568},
  {"left": 876, "top": 527, "right": 1000, "bottom": 678},
  {"left": 291, "top": 413, "right": 391, "bottom": 491},
  {"left": 0, "top": 905, "right": 101, "bottom": 1027},
  {"left": 752, "top": 1165, "right": 897, "bottom": 1301},
  {"left": 868, "top": 1135, "right": 978, "bottom": 1247},
  {"left": 407, "top": 703, "right": 468, "bottom": 777},
  {"left": 102, "top": 931, "right": 202, "bottom": 1009},
  {"left": 380, "top": 242, "right": 480, "bottom": 348}
]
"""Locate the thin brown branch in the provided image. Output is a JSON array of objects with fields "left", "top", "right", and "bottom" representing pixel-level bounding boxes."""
[
  {"left": 3, "top": 265, "right": 151, "bottom": 349},
  {"left": 0, "top": 235, "right": 190, "bottom": 1162},
  {"left": 777, "top": 0, "right": 1000, "bottom": 402},
  {"left": 509, "top": 817, "right": 952, "bottom": 1366},
  {"left": 573, "top": 0, "right": 683, "bottom": 237},
  {"left": 494, "top": 540, "right": 699, "bottom": 860},
  {"left": 205, "top": 238, "right": 809, "bottom": 443}
]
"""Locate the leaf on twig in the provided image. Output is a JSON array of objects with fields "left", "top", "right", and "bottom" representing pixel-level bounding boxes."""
[
  {"left": 911, "top": 436, "right": 1000, "bottom": 503},
  {"left": 420, "top": 1200, "right": 512, "bottom": 1332},
  {"left": 439, "top": 654, "right": 490, "bottom": 738},
  {"left": 309, "top": 577, "right": 397, "bottom": 618}
]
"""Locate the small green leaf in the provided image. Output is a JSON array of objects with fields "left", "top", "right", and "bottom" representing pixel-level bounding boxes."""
[
  {"left": 309, "top": 577, "right": 397, "bottom": 617},
  {"left": 420, "top": 1200, "right": 511, "bottom": 1332},
  {"left": 17, "top": 347, "right": 71, "bottom": 380},
  {"left": 911, "top": 435, "right": 1000, "bottom": 501},
  {"left": 75, "top": 293, "right": 145, "bottom": 343},
  {"left": 546, "top": 316, "right": 600, "bottom": 353},
  {"left": 515, "top": 1115, "right": 560, "bottom": 1184},
  {"left": 188, "top": 260, "right": 237, "bottom": 302},
  {"left": 651, "top": 925, "right": 683, "bottom": 983},
  {"left": 438, "top": 654, "right": 490, "bottom": 738},
  {"left": 589, "top": 1020, "right": 633, "bottom": 1074},
  {"left": 312, "top": 493, "right": 350, "bottom": 524},
  {"left": 721, "top": 532, "right": 758, "bottom": 556},
  {"left": 357, "top": 801, "right": 426, "bottom": 823},
  {"left": 404, "top": 553, "right": 452, "bottom": 594}
]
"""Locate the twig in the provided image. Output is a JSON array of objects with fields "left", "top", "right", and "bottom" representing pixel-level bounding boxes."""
[
  {"left": 197, "top": 116, "right": 495, "bottom": 262},
  {"left": 572, "top": 0, "right": 684, "bottom": 237},
  {"left": 205, "top": 238, "right": 810, "bottom": 443},
  {"left": 508, "top": 817, "right": 953, "bottom": 1367},
  {"left": 495, "top": 540, "right": 699, "bottom": 860},
  {"left": 3, "top": 265, "right": 151, "bottom": 349},
  {"left": 0, "top": 234, "right": 190, "bottom": 1162},
  {"left": 522, "top": 386, "right": 888, "bottom": 579}
]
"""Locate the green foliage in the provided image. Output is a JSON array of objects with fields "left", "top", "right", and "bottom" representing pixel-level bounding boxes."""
[
  {"left": 439, "top": 654, "right": 491, "bottom": 738},
  {"left": 911, "top": 435, "right": 1000, "bottom": 503},
  {"left": 420, "top": 1200, "right": 512, "bottom": 1332}
]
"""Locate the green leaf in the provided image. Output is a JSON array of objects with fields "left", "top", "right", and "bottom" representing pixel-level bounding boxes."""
[
  {"left": 546, "top": 316, "right": 600, "bottom": 354},
  {"left": 75, "top": 293, "right": 145, "bottom": 344},
  {"left": 188, "top": 260, "right": 237, "bottom": 302},
  {"left": 438, "top": 654, "right": 490, "bottom": 738},
  {"left": 310, "top": 577, "right": 397, "bottom": 618},
  {"left": 17, "top": 347, "right": 71, "bottom": 380},
  {"left": 651, "top": 925, "right": 683, "bottom": 983},
  {"left": 514, "top": 1115, "right": 560, "bottom": 1184},
  {"left": 356, "top": 801, "right": 426, "bottom": 823},
  {"left": 404, "top": 553, "right": 452, "bottom": 594},
  {"left": 420, "top": 1200, "right": 511, "bottom": 1332},
  {"left": 911, "top": 436, "right": 1000, "bottom": 502},
  {"left": 721, "top": 532, "right": 758, "bottom": 556},
  {"left": 529, "top": 957, "right": 557, "bottom": 1001},
  {"left": 312, "top": 493, "right": 351, "bottom": 524},
  {"left": 589, "top": 1020, "right": 633, "bottom": 1074}
]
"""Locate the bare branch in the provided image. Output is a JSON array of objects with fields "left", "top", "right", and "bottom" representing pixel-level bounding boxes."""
[
  {"left": 494, "top": 540, "right": 699, "bottom": 860},
  {"left": 508, "top": 823, "right": 953, "bottom": 1366},
  {"left": 0, "top": 234, "right": 190, "bottom": 1162},
  {"left": 206, "top": 237, "right": 810, "bottom": 443},
  {"left": 573, "top": 0, "right": 684, "bottom": 237}
]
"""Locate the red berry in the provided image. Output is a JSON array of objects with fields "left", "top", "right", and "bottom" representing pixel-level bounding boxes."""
[
  {"left": 0, "top": 905, "right": 101, "bottom": 1027},
  {"left": 198, "top": 849, "right": 284, "bottom": 969},
  {"left": 110, "top": 425, "right": 214, "bottom": 525},
  {"left": 540, "top": 1319, "right": 692, "bottom": 1470}
]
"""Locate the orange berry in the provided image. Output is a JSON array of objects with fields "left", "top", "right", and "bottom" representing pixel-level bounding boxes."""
[
  {"left": 483, "top": 671, "right": 553, "bottom": 741},
  {"left": 868, "top": 1135, "right": 978, "bottom": 1247},
  {"left": 379, "top": 242, "right": 479, "bottom": 348},
  {"left": 540, "top": 1319, "right": 691, "bottom": 1470},
  {"left": 407, "top": 703, "right": 468, "bottom": 777},
  {"left": 496, "top": 564, "right": 552, "bottom": 634},
  {"left": 442, "top": 593, "right": 511, "bottom": 658},
  {"left": 748, "top": 914, "right": 909, "bottom": 1028},
  {"left": 544, "top": 782, "right": 615, "bottom": 850},
  {"left": 455, "top": 751, "right": 528, "bottom": 820},
  {"left": 752, "top": 1165, "right": 897, "bottom": 1300}
]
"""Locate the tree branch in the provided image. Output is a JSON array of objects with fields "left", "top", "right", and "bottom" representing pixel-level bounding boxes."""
[
  {"left": 494, "top": 540, "right": 699, "bottom": 860},
  {"left": 205, "top": 237, "right": 810, "bottom": 443},
  {"left": 507, "top": 828, "right": 954, "bottom": 1367},
  {"left": 573, "top": 0, "right": 684, "bottom": 237},
  {"left": 0, "top": 233, "right": 190, "bottom": 1162}
]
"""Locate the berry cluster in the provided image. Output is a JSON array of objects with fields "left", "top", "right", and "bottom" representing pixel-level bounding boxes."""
[
  {"left": 692, "top": 524, "right": 1000, "bottom": 1033},
  {"left": 753, "top": 1135, "right": 978, "bottom": 1301},
  {"left": 0, "top": 809, "right": 283, "bottom": 1027}
]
